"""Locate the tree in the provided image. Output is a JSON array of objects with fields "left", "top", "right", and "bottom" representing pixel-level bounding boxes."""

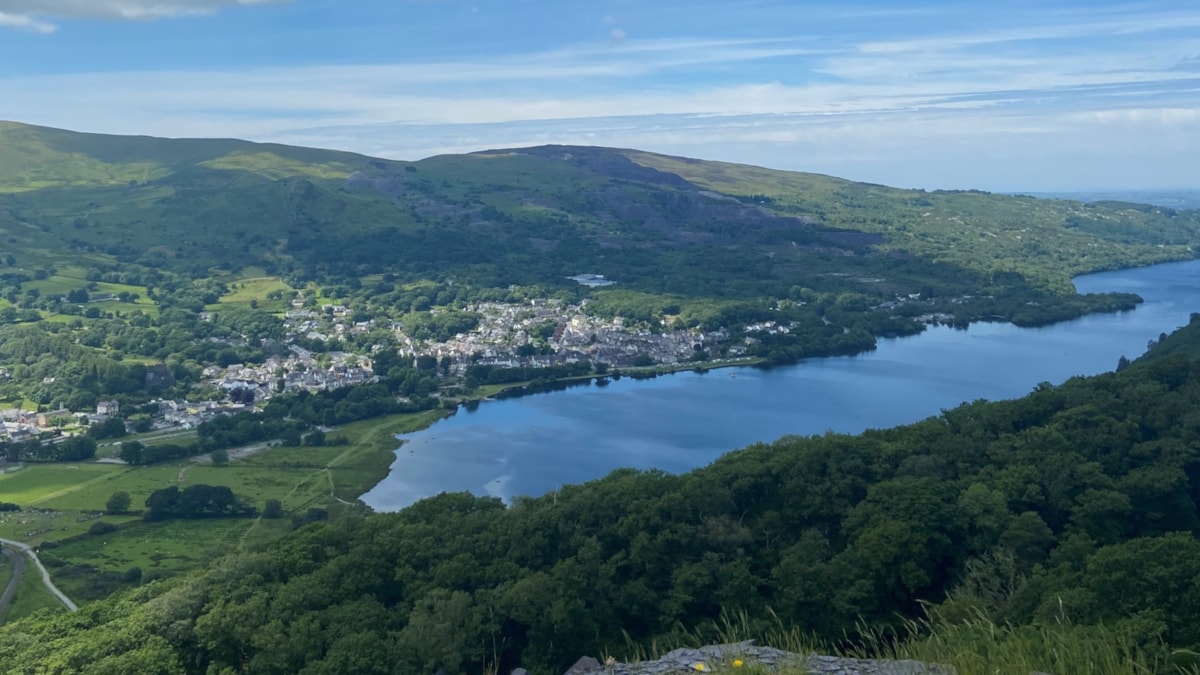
[
  {"left": 119, "top": 441, "right": 145, "bottom": 465},
  {"left": 88, "top": 416, "right": 128, "bottom": 440},
  {"left": 211, "top": 448, "right": 229, "bottom": 467},
  {"left": 262, "top": 499, "right": 284, "bottom": 519},
  {"left": 106, "top": 491, "right": 132, "bottom": 514}
]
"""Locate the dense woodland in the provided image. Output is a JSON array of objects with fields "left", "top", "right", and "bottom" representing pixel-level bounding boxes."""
[{"left": 2, "top": 317, "right": 1199, "bottom": 674}]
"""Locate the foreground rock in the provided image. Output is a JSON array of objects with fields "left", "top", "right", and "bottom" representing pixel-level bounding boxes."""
[{"left": 555, "top": 641, "right": 954, "bottom": 674}]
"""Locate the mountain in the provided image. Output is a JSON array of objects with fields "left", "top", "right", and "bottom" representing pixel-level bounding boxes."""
[{"left": 1, "top": 121, "right": 1196, "bottom": 298}]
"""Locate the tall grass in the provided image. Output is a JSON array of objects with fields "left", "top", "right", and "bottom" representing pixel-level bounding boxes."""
[
  {"left": 848, "top": 610, "right": 1167, "bottom": 675},
  {"left": 610, "top": 608, "right": 1199, "bottom": 675}
]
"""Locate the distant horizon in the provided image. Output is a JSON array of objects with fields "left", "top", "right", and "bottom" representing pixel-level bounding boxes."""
[{"left": 1, "top": 1, "right": 1196, "bottom": 193}]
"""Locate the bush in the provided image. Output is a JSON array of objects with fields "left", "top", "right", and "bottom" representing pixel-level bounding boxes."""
[
  {"left": 106, "top": 491, "right": 131, "bottom": 514},
  {"left": 88, "top": 521, "right": 118, "bottom": 536}
]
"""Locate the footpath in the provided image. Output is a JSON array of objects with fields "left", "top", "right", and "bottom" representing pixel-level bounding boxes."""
[{"left": 0, "top": 537, "right": 77, "bottom": 612}]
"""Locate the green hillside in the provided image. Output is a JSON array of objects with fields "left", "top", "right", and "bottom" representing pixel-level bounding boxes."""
[
  {"left": 0, "top": 120, "right": 370, "bottom": 191},
  {"left": 0, "top": 120, "right": 1194, "bottom": 416},
  {"left": 0, "top": 122, "right": 1196, "bottom": 292}
]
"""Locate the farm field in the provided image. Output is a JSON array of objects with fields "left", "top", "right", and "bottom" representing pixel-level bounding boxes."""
[
  {"left": 0, "top": 409, "right": 447, "bottom": 607},
  {"left": 210, "top": 275, "right": 295, "bottom": 312},
  {"left": 0, "top": 463, "right": 124, "bottom": 506},
  {"left": 37, "top": 464, "right": 182, "bottom": 512}
]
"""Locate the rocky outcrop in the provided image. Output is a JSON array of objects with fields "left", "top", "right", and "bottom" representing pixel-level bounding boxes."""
[{"left": 545, "top": 641, "right": 954, "bottom": 675}]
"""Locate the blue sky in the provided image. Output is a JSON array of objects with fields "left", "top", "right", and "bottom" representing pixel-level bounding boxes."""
[{"left": 0, "top": 0, "right": 1197, "bottom": 191}]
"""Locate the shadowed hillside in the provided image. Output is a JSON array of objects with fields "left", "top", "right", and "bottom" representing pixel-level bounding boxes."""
[{"left": 1, "top": 122, "right": 1196, "bottom": 295}]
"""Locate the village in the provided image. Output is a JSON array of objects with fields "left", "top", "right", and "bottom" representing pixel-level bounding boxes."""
[
  {"left": 394, "top": 300, "right": 737, "bottom": 373},
  {"left": 0, "top": 285, "right": 959, "bottom": 447}
]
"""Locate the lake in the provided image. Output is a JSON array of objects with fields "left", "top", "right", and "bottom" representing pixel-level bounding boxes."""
[{"left": 363, "top": 259, "right": 1200, "bottom": 511}]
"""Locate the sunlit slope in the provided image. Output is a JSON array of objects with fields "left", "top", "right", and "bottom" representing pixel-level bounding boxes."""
[
  {"left": 0, "top": 121, "right": 371, "bottom": 191},
  {"left": 620, "top": 148, "right": 1200, "bottom": 290},
  {"left": 0, "top": 122, "right": 1195, "bottom": 291}
]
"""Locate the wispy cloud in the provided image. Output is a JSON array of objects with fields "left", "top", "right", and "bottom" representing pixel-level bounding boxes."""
[
  {"left": 0, "top": 10, "right": 55, "bottom": 33},
  {"left": 0, "top": 0, "right": 285, "bottom": 30},
  {"left": 2, "top": 0, "right": 1197, "bottom": 190},
  {"left": 858, "top": 10, "right": 1200, "bottom": 54}
]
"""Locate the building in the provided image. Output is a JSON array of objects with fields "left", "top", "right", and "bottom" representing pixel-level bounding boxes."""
[
  {"left": 36, "top": 409, "right": 73, "bottom": 429},
  {"left": 96, "top": 400, "right": 119, "bottom": 416}
]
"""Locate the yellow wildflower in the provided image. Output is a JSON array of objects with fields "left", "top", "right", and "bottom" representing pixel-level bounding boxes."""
[{"left": 733, "top": 659, "right": 744, "bottom": 668}]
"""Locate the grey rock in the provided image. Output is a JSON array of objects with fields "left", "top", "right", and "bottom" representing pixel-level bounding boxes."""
[
  {"left": 567, "top": 642, "right": 955, "bottom": 675},
  {"left": 565, "top": 655, "right": 603, "bottom": 674},
  {"left": 511, "top": 669, "right": 529, "bottom": 675}
]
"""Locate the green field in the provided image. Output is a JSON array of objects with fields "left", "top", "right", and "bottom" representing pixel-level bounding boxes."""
[
  {"left": 0, "top": 463, "right": 124, "bottom": 505},
  {"left": 48, "top": 518, "right": 256, "bottom": 576},
  {"left": 0, "top": 409, "right": 449, "bottom": 606},
  {"left": 211, "top": 275, "right": 294, "bottom": 312},
  {"left": 37, "top": 465, "right": 182, "bottom": 512}
]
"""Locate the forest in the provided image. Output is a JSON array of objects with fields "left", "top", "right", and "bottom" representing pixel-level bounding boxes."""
[{"left": 2, "top": 316, "right": 1199, "bottom": 674}]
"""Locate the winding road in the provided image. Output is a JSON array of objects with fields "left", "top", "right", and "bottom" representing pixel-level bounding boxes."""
[
  {"left": 0, "top": 544, "right": 26, "bottom": 621},
  {"left": 0, "top": 538, "right": 77, "bottom": 612}
]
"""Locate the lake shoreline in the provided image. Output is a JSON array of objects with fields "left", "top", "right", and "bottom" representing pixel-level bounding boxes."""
[{"left": 360, "top": 257, "right": 1200, "bottom": 509}]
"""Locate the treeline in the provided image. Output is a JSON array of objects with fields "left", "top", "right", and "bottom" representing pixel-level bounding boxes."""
[
  {"left": 1, "top": 435, "right": 96, "bottom": 463},
  {"left": 115, "top": 413, "right": 310, "bottom": 466},
  {"left": 402, "top": 310, "right": 482, "bottom": 342},
  {"left": 119, "top": 369, "right": 446, "bottom": 467},
  {"left": 143, "top": 484, "right": 255, "bottom": 521},
  {"left": 5, "top": 319, "right": 1200, "bottom": 674},
  {"left": 464, "top": 361, "right": 595, "bottom": 386}
]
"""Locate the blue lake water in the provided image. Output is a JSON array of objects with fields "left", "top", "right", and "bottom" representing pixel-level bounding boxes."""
[{"left": 363, "top": 259, "right": 1200, "bottom": 511}]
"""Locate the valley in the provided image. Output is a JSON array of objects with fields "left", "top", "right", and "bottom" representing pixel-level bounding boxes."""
[{"left": 0, "top": 123, "right": 1198, "bottom": 673}]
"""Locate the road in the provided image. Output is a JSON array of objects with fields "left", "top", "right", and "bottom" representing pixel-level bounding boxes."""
[
  {"left": 0, "top": 537, "right": 77, "bottom": 612},
  {"left": 0, "top": 544, "right": 26, "bottom": 621}
]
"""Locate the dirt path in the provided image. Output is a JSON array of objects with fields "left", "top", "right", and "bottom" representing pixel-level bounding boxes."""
[
  {"left": 0, "top": 544, "right": 26, "bottom": 622},
  {"left": 0, "top": 538, "right": 76, "bottom": 612},
  {"left": 324, "top": 470, "right": 356, "bottom": 506}
]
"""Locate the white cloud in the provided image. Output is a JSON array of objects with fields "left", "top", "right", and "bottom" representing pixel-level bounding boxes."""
[
  {"left": 0, "top": 0, "right": 284, "bottom": 30},
  {"left": 0, "top": 10, "right": 55, "bottom": 32},
  {"left": 609, "top": 28, "right": 627, "bottom": 41}
]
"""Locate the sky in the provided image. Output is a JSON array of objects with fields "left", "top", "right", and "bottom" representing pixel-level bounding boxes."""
[{"left": 0, "top": 0, "right": 1197, "bottom": 191}]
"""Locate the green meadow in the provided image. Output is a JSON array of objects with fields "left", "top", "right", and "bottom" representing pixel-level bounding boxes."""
[{"left": 0, "top": 409, "right": 446, "bottom": 605}]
